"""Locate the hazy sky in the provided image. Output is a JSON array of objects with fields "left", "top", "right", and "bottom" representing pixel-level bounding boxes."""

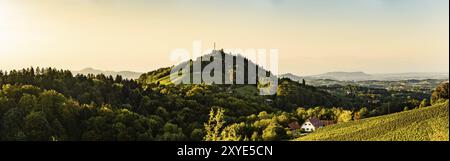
[{"left": 0, "top": 0, "right": 448, "bottom": 75}]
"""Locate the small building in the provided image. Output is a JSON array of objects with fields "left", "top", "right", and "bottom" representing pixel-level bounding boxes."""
[
  {"left": 301, "top": 117, "right": 324, "bottom": 132},
  {"left": 300, "top": 117, "right": 337, "bottom": 133}
]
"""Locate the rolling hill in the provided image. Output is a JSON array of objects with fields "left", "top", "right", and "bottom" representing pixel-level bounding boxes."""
[
  {"left": 138, "top": 50, "right": 275, "bottom": 86},
  {"left": 296, "top": 101, "right": 449, "bottom": 141}
]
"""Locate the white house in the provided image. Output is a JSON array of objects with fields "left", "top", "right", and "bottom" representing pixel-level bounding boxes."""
[{"left": 301, "top": 117, "right": 324, "bottom": 132}]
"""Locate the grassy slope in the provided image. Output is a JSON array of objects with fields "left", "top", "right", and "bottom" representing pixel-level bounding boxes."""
[{"left": 296, "top": 101, "right": 449, "bottom": 141}]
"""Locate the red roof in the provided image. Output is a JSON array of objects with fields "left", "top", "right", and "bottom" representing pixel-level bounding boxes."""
[
  {"left": 305, "top": 117, "right": 336, "bottom": 127},
  {"left": 288, "top": 121, "right": 301, "bottom": 130},
  {"left": 307, "top": 117, "right": 324, "bottom": 127}
]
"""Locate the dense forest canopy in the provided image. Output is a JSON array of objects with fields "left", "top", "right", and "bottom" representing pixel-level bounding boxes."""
[{"left": 0, "top": 64, "right": 446, "bottom": 141}]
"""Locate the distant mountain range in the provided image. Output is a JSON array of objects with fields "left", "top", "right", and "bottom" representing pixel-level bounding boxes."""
[
  {"left": 308, "top": 71, "right": 371, "bottom": 81},
  {"left": 281, "top": 71, "right": 449, "bottom": 81},
  {"left": 72, "top": 68, "right": 142, "bottom": 79},
  {"left": 72, "top": 68, "right": 448, "bottom": 82}
]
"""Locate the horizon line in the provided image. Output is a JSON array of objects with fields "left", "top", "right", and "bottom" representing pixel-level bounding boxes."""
[{"left": 1, "top": 67, "right": 449, "bottom": 77}]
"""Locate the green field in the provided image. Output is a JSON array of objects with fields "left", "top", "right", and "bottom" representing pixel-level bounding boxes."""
[{"left": 296, "top": 101, "right": 449, "bottom": 141}]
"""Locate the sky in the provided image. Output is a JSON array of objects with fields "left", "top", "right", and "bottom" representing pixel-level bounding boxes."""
[{"left": 0, "top": 0, "right": 448, "bottom": 76}]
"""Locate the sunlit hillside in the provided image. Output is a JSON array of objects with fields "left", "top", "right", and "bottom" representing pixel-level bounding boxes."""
[{"left": 296, "top": 101, "right": 449, "bottom": 141}]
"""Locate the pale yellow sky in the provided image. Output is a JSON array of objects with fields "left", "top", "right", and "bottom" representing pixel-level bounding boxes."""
[{"left": 0, "top": 0, "right": 448, "bottom": 75}]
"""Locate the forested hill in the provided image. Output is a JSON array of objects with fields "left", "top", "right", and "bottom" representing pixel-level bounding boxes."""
[
  {"left": 136, "top": 50, "right": 342, "bottom": 110},
  {"left": 138, "top": 49, "right": 273, "bottom": 85}
]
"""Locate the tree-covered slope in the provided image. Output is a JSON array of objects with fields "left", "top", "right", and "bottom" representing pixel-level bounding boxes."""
[
  {"left": 296, "top": 101, "right": 449, "bottom": 141},
  {"left": 138, "top": 50, "right": 268, "bottom": 86}
]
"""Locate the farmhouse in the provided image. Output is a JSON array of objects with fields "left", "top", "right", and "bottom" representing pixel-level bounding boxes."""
[
  {"left": 301, "top": 117, "right": 323, "bottom": 132},
  {"left": 301, "top": 117, "right": 336, "bottom": 132}
]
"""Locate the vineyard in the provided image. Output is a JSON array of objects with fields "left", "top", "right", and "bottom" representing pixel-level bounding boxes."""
[{"left": 296, "top": 101, "right": 449, "bottom": 141}]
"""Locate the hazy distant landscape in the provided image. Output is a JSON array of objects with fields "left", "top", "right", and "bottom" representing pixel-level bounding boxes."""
[{"left": 281, "top": 72, "right": 449, "bottom": 82}]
